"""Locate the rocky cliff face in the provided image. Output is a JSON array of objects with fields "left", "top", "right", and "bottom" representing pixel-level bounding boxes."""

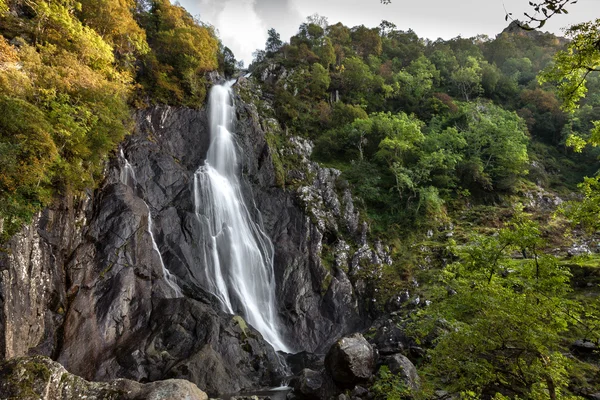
[{"left": 0, "top": 78, "right": 391, "bottom": 394}]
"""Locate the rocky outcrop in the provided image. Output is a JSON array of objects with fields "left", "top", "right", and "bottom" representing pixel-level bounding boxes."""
[
  {"left": 0, "top": 195, "right": 89, "bottom": 360},
  {"left": 236, "top": 78, "right": 393, "bottom": 351},
  {"left": 0, "top": 355, "right": 208, "bottom": 400}
]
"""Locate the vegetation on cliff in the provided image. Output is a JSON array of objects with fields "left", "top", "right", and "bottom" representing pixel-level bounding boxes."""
[{"left": 0, "top": 0, "right": 225, "bottom": 238}]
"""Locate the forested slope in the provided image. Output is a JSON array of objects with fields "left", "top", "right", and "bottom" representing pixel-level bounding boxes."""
[{"left": 248, "top": 17, "right": 600, "bottom": 398}]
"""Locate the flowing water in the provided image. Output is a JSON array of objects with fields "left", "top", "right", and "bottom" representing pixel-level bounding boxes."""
[
  {"left": 193, "top": 82, "right": 290, "bottom": 353},
  {"left": 119, "top": 150, "right": 183, "bottom": 298}
]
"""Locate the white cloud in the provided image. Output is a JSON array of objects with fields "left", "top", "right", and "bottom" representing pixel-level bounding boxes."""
[{"left": 214, "top": 0, "right": 267, "bottom": 66}]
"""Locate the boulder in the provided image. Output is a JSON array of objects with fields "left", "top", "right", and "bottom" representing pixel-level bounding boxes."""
[
  {"left": 293, "top": 368, "right": 325, "bottom": 397},
  {"left": 571, "top": 339, "right": 599, "bottom": 358},
  {"left": 325, "top": 333, "right": 375, "bottom": 387},
  {"left": 384, "top": 354, "right": 420, "bottom": 392}
]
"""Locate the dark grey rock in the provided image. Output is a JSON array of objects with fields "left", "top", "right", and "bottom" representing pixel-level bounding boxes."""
[
  {"left": 352, "top": 386, "right": 368, "bottom": 397},
  {"left": 286, "top": 352, "right": 324, "bottom": 375},
  {"left": 367, "top": 317, "right": 412, "bottom": 356},
  {"left": 289, "top": 368, "right": 337, "bottom": 400},
  {"left": 384, "top": 354, "right": 420, "bottom": 392},
  {"left": 293, "top": 369, "right": 324, "bottom": 397},
  {"left": 325, "top": 333, "right": 375, "bottom": 387},
  {"left": 572, "top": 339, "right": 598, "bottom": 355}
]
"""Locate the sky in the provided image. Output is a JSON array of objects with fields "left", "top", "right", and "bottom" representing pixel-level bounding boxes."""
[{"left": 178, "top": 0, "right": 600, "bottom": 66}]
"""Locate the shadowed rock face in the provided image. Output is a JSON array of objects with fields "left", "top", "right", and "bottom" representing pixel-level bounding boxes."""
[{"left": 0, "top": 82, "right": 384, "bottom": 393}]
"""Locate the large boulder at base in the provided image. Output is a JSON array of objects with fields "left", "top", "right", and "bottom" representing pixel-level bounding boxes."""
[
  {"left": 324, "top": 333, "right": 375, "bottom": 387},
  {"left": 384, "top": 354, "right": 421, "bottom": 392},
  {"left": 0, "top": 355, "right": 208, "bottom": 400}
]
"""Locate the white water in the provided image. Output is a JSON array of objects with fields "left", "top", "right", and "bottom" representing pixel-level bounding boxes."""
[
  {"left": 119, "top": 150, "right": 183, "bottom": 298},
  {"left": 119, "top": 149, "right": 136, "bottom": 188},
  {"left": 193, "top": 82, "right": 290, "bottom": 353},
  {"left": 144, "top": 202, "right": 183, "bottom": 298}
]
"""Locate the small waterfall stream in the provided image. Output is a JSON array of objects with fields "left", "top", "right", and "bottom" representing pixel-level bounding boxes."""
[
  {"left": 193, "top": 82, "right": 290, "bottom": 353},
  {"left": 119, "top": 150, "right": 183, "bottom": 298}
]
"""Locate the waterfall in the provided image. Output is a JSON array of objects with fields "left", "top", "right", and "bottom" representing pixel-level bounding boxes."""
[
  {"left": 144, "top": 201, "right": 183, "bottom": 298},
  {"left": 119, "top": 149, "right": 137, "bottom": 188},
  {"left": 119, "top": 150, "right": 183, "bottom": 298},
  {"left": 193, "top": 82, "right": 290, "bottom": 353}
]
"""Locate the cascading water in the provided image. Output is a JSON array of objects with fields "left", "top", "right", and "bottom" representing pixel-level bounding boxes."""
[
  {"left": 119, "top": 149, "right": 137, "bottom": 188},
  {"left": 193, "top": 82, "right": 290, "bottom": 353},
  {"left": 119, "top": 150, "right": 183, "bottom": 298}
]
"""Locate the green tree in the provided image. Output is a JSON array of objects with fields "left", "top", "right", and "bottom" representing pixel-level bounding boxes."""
[
  {"left": 316, "top": 36, "right": 335, "bottom": 69},
  {"left": 450, "top": 56, "right": 483, "bottom": 101},
  {"left": 457, "top": 101, "right": 529, "bottom": 192},
  {"left": 416, "top": 209, "right": 585, "bottom": 398},
  {"left": 351, "top": 25, "right": 382, "bottom": 58},
  {"left": 265, "top": 28, "right": 283, "bottom": 55},
  {"left": 77, "top": 0, "right": 149, "bottom": 69},
  {"left": 390, "top": 55, "right": 439, "bottom": 110},
  {"left": 309, "top": 62, "right": 331, "bottom": 98},
  {"left": 539, "top": 19, "right": 600, "bottom": 144}
]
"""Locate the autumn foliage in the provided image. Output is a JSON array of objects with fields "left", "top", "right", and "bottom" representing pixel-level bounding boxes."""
[{"left": 0, "top": 0, "right": 220, "bottom": 237}]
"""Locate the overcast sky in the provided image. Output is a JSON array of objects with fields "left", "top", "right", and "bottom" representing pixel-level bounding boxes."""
[{"left": 178, "top": 0, "right": 600, "bottom": 66}]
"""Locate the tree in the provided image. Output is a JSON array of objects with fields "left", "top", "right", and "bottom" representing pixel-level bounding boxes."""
[
  {"left": 137, "top": 0, "right": 219, "bottom": 106},
  {"left": 457, "top": 101, "right": 529, "bottom": 192},
  {"left": 309, "top": 63, "right": 331, "bottom": 98},
  {"left": 219, "top": 45, "right": 237, "bottom": 77},
  {"left": 518, "top": 88, "right": 567, "bottom": 144},
  {"left": 539, "top": 19, "right": 600, "bottom": 123},
  {"left": 390, "top": 55, "right": 439, "bottom": 110},
  {"left": 351, "top": 25, "right": 382, "bottom": 58},
  {"left": 307, "top": 13, "right": 328, "bottom": 30},
  {"left": 77, "top": 0, "right": 149, "bottom": 68},
  {"left": 265, "top": 28, "right": 283, "bottom": 55},
  {"left": 316, "top": 37, "right": 335, "bottom": 69},
  {"left": 450, "top": 56, "right": 483, "bottom": 101},
  {"left": 378, "top": 20, "right": 396, "bottom": 37}
]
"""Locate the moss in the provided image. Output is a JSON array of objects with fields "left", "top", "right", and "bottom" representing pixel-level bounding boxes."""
[
  {"left": 0, "top": 357, "right": 52, "bottom": 398},
  {"left": 264, "top": 131, "right": 286, "bottom": 187},
  {"left": 233, "top": 315, "right": 249, "bottom": 338}
]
